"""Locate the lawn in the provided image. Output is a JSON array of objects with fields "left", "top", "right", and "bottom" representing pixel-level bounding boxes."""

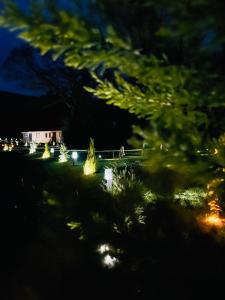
[{"left": 1, "top": 151, "right": 225, "bottom": 299}]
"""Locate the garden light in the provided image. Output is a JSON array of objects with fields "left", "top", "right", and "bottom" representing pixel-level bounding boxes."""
[
  {"left": 104, "top": 168, "right": 113, "bottom": 189},
  {"left": 104, "top": 168, "right": 113, "bottom": 181},
  {"left": 72, "top": 151, "right": 78, "bottom": 160},
  {"left": 29, "top": 142, "right": 37, "bottom": 154},
  {"left": 71, "top": 151, "right": 78, "bottom": 166}
]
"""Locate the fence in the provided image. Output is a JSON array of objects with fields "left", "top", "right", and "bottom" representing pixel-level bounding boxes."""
[{"left": 2, "top": 144, "right": 143, "bottom": 161}]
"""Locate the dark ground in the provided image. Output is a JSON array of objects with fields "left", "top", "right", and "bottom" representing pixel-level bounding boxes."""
[{"left": 1, "top": 151, "right": 225, "bottom": 300}]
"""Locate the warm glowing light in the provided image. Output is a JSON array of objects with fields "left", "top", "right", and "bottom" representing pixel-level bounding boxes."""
[
  {"left": 83, "top": 138, "right": 96, "bottom": 175},
  {"left": 42, "top": 143, "right": 51, "bottom": 159},
  {"left": 208, "top": 190, "right": 215, "bottom": 196},
  {"left": 203, "top": 213, "right": 225, "bottom": 228},
  {"left": 208, "top": 199, "right": 221, "bottom": 213},
  {"left": 83, "top": 162, "right": 96, "bottom": 175},
  {"left": 199, "top": 199, "right": 225, "bottom": 229},
  {"left": 198, "top": 177, "right": 225, "bottom": 230},
  {"left": 8, "top": 144, "right": 13, "bottom": 152},
  {"left": 207, "top": 178, "right": 224, "bottom": 190},
  {"left": 214, "top": 148, "right": 219, "bottom": 155},
  {"left": 3, "top": 144, "right": 8, "bottom": 151}
]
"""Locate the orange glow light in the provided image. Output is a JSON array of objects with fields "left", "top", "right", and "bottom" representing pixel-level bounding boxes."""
[
  {"left": 199, "top": 198, "right": 225, "bottom": 229},
  {"left": 201, "top": 213, "right": 225, "bottom": 229}
]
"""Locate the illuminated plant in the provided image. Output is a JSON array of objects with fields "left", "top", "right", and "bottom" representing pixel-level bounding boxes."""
[
  {"left": 198, "top": 178, "right": 225, "bottom": 229},
  {"left": 58, "top": 143, "right": 69, "bottom": 163},
  {"left": 83, "top": 138, "right": 97, "bottom": 175},
  {"left": 144, "top": 190, "right": 158, "bottom": 203},
  {"left": 174, "top": 188, "right": 207, "bottom": 208},
  {"left": 200, "top": 198, "right": 225, "bottom": 229},
  {"left": 3, "top": 144, "right": 8, "bottom": 151},
  {"left": 102, "top": 166, "right": 141, "bottom": 196},
  {"left": 8, "top": 144, "right": 14, "bottom": 152},
  {"left": 42, "top": 143, "right": 50, "bottom": 159}
]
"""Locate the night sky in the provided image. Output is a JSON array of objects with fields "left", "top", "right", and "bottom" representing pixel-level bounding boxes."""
[
  {"left": 0, "top": 0, "right": 91, "bottom": 95},
  {"left": 0, "top": 28, "right": 26, "bottom": 94},
  {"left": 0, "top": 0, "right": 29, "bottom": 94}
]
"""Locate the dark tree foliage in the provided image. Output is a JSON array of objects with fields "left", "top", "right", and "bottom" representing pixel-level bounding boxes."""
[
  {"left": 2, "top": 45, "right": 84, "bottom": 111},
  {"left": 100, "top": 0, "right": 225, "bottom": 68}
]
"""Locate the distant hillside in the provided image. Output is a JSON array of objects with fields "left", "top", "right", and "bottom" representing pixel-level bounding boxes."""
[
  {"left": 0, "top": 90, "right": 139, "bottom": 148},
  {"left": 0, "top": 91, "right": 62, "bottom": 137}
]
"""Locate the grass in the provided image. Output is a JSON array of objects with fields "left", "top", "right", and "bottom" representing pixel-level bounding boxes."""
[{"left": 1, "top": 151, "right": 225, "bottom": 299}]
